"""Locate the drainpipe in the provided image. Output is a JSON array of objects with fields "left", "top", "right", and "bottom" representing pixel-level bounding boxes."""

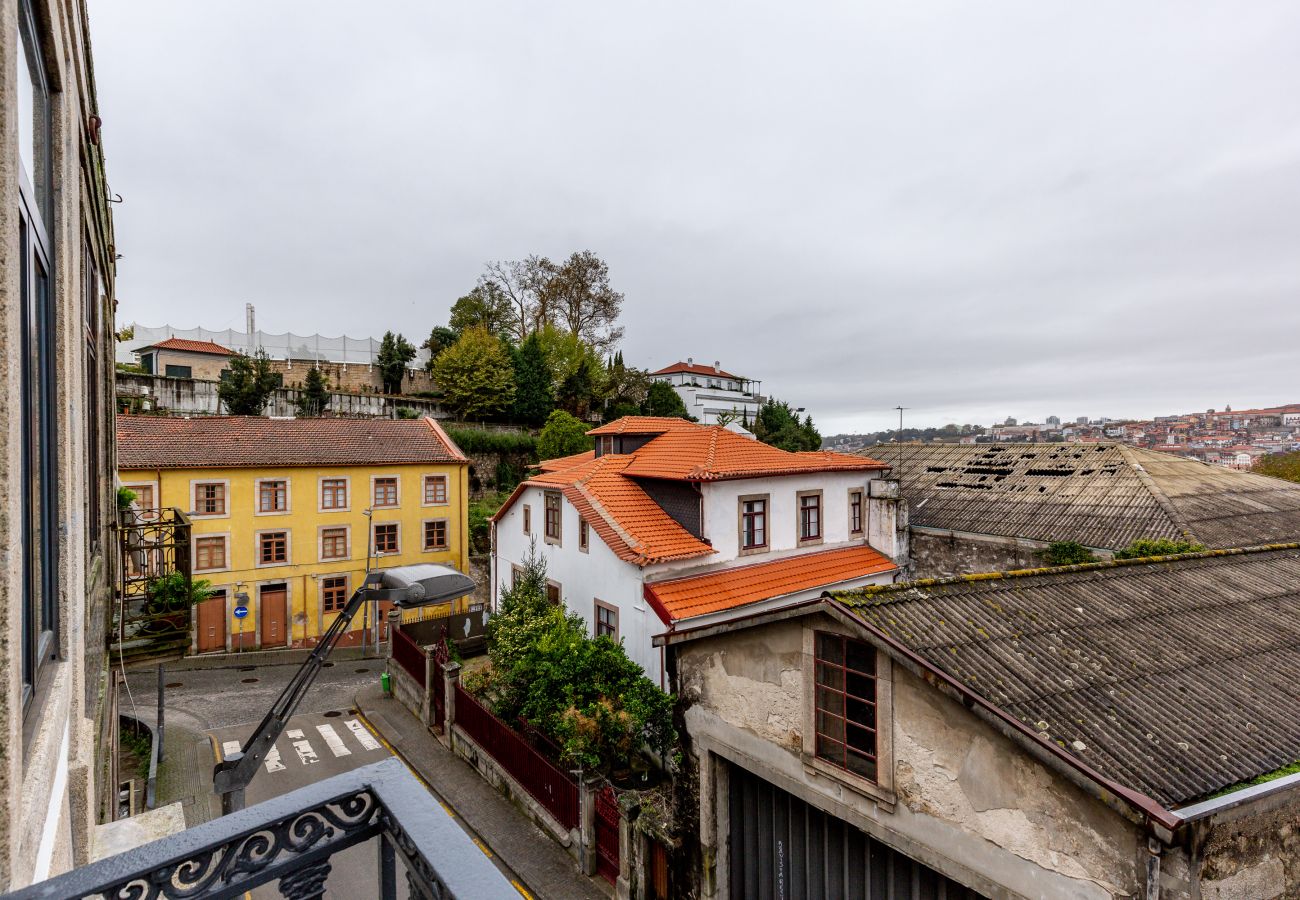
[{"left": 1145, "top": 836, "right": 1162, "bottom": 900}]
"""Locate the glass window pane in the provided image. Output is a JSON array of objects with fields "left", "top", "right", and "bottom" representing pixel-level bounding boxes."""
[
  {"left": 846, "top": 750, "right": 877, "bottom": 782},
  {"left": 816, "top": 734, "right": 844, "bottom": 766},
  {"left": 816, "top": 686, "right": 843, "bottom": 717},
  {"left": 846, "top": 696, "right": 876, "bottom": 729},
  {"left": 816, "top": 632, "right": 843, "bottom": 665},
  {"left": 847, "top": 724, "right": 876, "bottom": 755},
  {"left": 846, "top": 640, "right": 875, "bottom": 676},
  {"left": 816, "top": 710, "right": 844, "bottom": 743},
  {"left": 847, "top": 671, "right": 875, "bottom": 702},
  {"left": 815, "top": 662, "right": 843, "bottom": 690}
]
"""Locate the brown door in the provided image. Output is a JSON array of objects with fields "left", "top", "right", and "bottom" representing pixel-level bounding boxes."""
[
  {"left": 376, "top": 599, "right": 394, "bottom": 640},
  {"left": 196, "top": 590, "right": 227, "bottom": 653},
  {"left": 260, "top": 584, "right": 288, "bottom": 648}
]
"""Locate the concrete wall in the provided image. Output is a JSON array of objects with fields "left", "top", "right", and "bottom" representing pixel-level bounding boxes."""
[
  {"left": 1188, "top": 787, "right": 1300, "bottom": 899},
  {"left": 116, "top": 372, "right": 446, "bottom": 419},
  {"left": 908, "top": 527, "right": 1119, "bottom": 579},
  {"left": 673, "top": 613, "right": 1146, "bottom": 899}
]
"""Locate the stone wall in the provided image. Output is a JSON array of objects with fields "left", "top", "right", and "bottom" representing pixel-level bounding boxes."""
[
  {"left": 116, "top": 372, "right": 446, "bottom": 419},
  {"left": 1190, "top": 786, "right": 1300, "bottom": 899},
  {"left": 269, "top": 359, "right": 435, "bottom": 395}
]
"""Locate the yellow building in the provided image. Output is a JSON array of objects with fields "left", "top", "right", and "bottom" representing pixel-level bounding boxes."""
[{"left": 117, "top": 415, "right": 471, "bottom": 653}]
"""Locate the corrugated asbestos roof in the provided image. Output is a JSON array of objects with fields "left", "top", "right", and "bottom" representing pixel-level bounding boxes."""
[
  {"left": 647, "top": 545, "right": 896, "bottom": 621},
  {"left": 118, "top": 415, "right": 468, "bottom": 469},
  {"left": 867, "top": 443, "right": 1300, "bottom": 550},
  {"left": 833, "top": 545, "right": 1300, "bottom": 807}
]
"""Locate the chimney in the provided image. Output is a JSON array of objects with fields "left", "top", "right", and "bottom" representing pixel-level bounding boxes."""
[
  {"left": 687, "top": 357, "right": 693, "bottom": 365},
  {"left": 714, "top": 360, "right": 721, "bottom": 373},
  {"left": 246, "top": 303, "right": 256, "bottom": 335}
]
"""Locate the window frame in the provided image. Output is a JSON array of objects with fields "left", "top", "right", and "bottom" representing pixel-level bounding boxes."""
[
  {"left": 193, "top": 533, "right": 231, "bottom": 573},
  {"left": 797, "top": 489, "right": 824, "bottom": 546},
  {"left": 319, "top": 476, "right": 350, "bottom": 512},
  {"left": 802, "top": 626, "right": 895, "bottom": 806},
  {"left": 255, "top": 477, "right": 291, "bottom": 516},
  {"left": 543, "top": 491, "right": 563, "bottom": 545},
  {"left": 255, "top": 529, "right": 291, "bottom": 568},
  {"left": 594, "top": 599, "right": 619, "bottom": 640},
  {"left": 422, "top": 518, "right": 450, "bottom": 552},
  {"left": 545, "top": 580, "right": 562, "bottom": 605},
  {"left": 191, "top": 479, "right": 231, "bottom": 518},
  {"left": 371, "top": 474, "right": 400, "bottom": 509},
  {"left": 579, "top": 518, "right": 590, "bottom": 553},
  {"left": 523, "top": 504, "right": 532, "bottom": 535},
  {"left": 373, "top": 521, "right": 401, "bottom": 555},
  {"left": 737, "top": 493, "right": 770, "bottom": 556},
  {"left": 848, "top": 488, "right": 865, "bottom": 536},
  {"left": 318, "top": 525, "right": 351, "bottom": 561},
  {"left": 321, "top": 574, "right": 351, "bottom": 614},
  {"left": 422, "top": 474, "right": 449, "bottom": 506}
]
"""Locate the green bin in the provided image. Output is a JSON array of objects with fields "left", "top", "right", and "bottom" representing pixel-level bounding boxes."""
[{"left": 380, "top": 671, "right": 392, "bottom": 695}]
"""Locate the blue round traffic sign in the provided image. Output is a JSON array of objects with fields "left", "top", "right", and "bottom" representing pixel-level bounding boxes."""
[{"left": 233, "top": 605, "right": 249, "bottom": 619}]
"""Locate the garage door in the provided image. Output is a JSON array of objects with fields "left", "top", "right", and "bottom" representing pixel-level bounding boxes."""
[{"left": 728, "top": 763, "right": 982, "bottom": 900}]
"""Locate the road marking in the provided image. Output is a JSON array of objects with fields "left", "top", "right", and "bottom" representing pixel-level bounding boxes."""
[
  {"left": 512, "top": 880, "right": 534, "bottom": 899},
  {"left": 473, "top": 837, "right": 493, "bottom": 858},
  {"left": 316, "top": 723, "right": 352, "bottom": 757},
  {"left": 345, "top": 719, "right": 382, "bottom": 751},
  {"left": 287, "top": 729, "right": 305, "bottom": 739},
  {"left": 289, "top": 736, "right": 319, "bottom": 766},
  {"left": 264, "top": 745, "right": 285, "bottom": 772},
  {"left": 222, "top": 740, "right": 242, "bottom": 759}
]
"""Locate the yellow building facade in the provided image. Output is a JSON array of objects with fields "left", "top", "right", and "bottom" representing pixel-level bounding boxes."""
[{"left": 117, "top": 415, "right": 471, "bottom": 653}]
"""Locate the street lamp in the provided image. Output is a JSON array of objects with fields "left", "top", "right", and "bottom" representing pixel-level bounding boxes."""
[{"left": 213, "top": 564, "right": 474, "bottom": 814}]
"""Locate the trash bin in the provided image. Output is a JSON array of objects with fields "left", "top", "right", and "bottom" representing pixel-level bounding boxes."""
[{"left": 380, "top": 671, "right": 391, "bottom": 695}]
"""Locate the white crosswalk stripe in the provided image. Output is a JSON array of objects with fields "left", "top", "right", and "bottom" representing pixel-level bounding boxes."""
[
  {"left": 221, "top": 740, "right": 241, "bottom": 759},
  {"left": 264, "top": 745, "right": 285, "bottom": 772},
  {"left": 345, "top": 719, "right": 382, "bottom": 751},
  {"left": 316, "top": 723, "right": 351, "bottom": 758},
  {"left": 284, "top": 729, "right": 319, "bottom": 766}
]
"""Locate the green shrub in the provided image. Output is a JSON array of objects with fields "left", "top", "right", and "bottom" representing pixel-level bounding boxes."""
[
  {"left": 444, "top": 426, "right": 538, "bottom": 457},
  {"left": 394, "top": 406, "right": 420, "bottom": 419},
  {"left": 1040, "top": 541, "right": 1096, "bottom": 566},
  {"left": 117, "top": 486, "right": 138, "bottom": 511},
  {"left": 536, "top": 410, "right": 592, "bottom": 461},
  {"left": 1113, "top": 538, "right": 1206, "bottom": 560},
  {"left": 145, "top": 571, "right": 215, "bottom": 614}
]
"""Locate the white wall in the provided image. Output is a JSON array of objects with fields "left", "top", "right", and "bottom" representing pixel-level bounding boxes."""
[{"left": 493, "top": 486, "right": 667, "bottom": 684}]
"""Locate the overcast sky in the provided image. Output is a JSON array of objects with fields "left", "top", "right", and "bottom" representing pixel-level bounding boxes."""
[{"left": 91, "top": 1, "right": 1300, "bottom": 434}]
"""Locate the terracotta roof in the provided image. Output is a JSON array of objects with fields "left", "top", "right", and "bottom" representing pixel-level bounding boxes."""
[
  {"left": 536, "top": 450, "right": 596, "bottom": 473},
  {"left": 646, "top": 545, "right": 897, "bottom": 622},
  {"left": 833, "top": 544, "right": 1300, "bottom": 808},
  {"left": 621, "top": 425, "right": 888, "bottom": 482},
  {"left": 501, "top": 455, "right": 715, "bottom": 566},
  {"left": 868, "top": 442, "right": 1300, "bottom": 550},
  {"left": 651, "top": 361, "right": 742, "bottom": 379},
  {"left": 139, "top": 337, "right": 235, "bottom": 356},
  {"left": 586, "top": 416, "right": 699, "bottom": 436},
  {"left": 118, "top": 415, "right": 468, "bottom": 469}
]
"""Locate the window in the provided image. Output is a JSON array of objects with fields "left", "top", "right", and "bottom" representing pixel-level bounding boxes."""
[
  {"left": 849, "top": 490, "right": 864, "bottom": 535},
  {"left": 813, "top": 632, "right": 877, "bottom": 782},
  {"left": 258, "top": 531, "right": 289, "bottom": 566},
  {"left": 321, "top": 478, "right": 348, "bottom": 510},
  {"left": 195, "top": 482, "right": 227, "bottom": 516},
  {"left": 374, "top": 522, "right": 399, "bottom": 554},
  {"left": 258, "top": 479, "right": 288, "bottom": 513},
  {"left": 423, "top": 519, "right": 449, "bottom": 551},
  {"left": 579, "top": 519, "right": 589, "bottom": 552},
  {"left": 195, "top": 535, "right": 228, "bottom": 572},
  {"left": 546, "top": 581, "right": 561, "bottom": 605},
  {"left": 322, "top": 575, "right": 349, "bottom": 613},
  {"left": 84, "top": 245, "right": 102, "bottom": 558},
  {"left": 799, "top": 491, "right": 823, "bottom": 543},
  {"left": 320, "top": 526, "right": 349, "bottom": 560},
  {"left": 165, "top": 364, "right": 192, "bottom": 378},
  {"left": 124, "top": 483, "right": 156, "bottom": 518},
  {"left": 595, "top": 600, "right": 618, "bottom": 639},
  {"left": 544, "top": 491, "right": 562, "bottom": 544},
  {"left": 423, "top": 475, "right": 448, "bottom": 505},
  {"left": 739, "top": 495, "right": 768, "bottom": 552},
  {"left": 523, "top": 505, "right": 532, "bottom": 535},
  {"left": 373, "top": 476, "right": 399, "bottom": 508}
]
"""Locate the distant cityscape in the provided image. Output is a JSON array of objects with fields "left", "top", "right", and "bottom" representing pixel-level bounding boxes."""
[{"left": 825, "top": 401, "right": 1300, "bottom": 470}]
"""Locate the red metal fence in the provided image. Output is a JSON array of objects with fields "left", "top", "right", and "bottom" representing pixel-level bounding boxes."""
[
  {"left": 391, "top": 626, "right": 426, "bottom": 684},
  {"left": 594, "top": 784, "right": 620, "bottom": 884},
  {"left": 453, "top": 684, "right": 579, "bottom": 831}
]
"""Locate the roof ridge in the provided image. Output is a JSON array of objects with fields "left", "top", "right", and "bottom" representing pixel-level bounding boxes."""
[
  {"left": 1113, "top": 443, "right": 1199, "bottom": 543},
  {"left": 422, "top": 416, "right": 468, "bottom": 462},
  {"left": 832, "top": 542, "right": 1300, "bottom": 601}
]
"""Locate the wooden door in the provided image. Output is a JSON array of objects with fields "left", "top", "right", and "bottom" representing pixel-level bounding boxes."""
[
  {"left": 196, "top": 590, "right": 227, "bottom": 653},
  {"left": 376, "top": 599, "right": 394, "bottom": 640},
  {"left": 260, "top": 584, "right": 288, "bottom": 648}
]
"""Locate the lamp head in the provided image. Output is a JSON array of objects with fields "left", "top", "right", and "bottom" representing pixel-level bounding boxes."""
[{"left": 363, "top": 564, "right": 475, "bottom": 608}]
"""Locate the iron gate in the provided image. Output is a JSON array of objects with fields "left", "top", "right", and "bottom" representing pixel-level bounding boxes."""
[
  {"left": 727, "top": 763, "right": 983, "bottom": 900},
  {"left": 594, "top": 784, "right": 620, "bottom": 884}
]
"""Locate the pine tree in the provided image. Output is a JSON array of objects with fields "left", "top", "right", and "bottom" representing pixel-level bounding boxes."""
[
  {"left": 511, "top": 332, "right": 554, "bottom": 426},
  {"left": 295, "top": 366, "right": 330, "bottom": 417}
]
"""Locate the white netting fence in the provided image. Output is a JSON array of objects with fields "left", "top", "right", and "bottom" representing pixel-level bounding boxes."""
[{"left": 116, "top": 324, "right": 431, "bottom": 368}]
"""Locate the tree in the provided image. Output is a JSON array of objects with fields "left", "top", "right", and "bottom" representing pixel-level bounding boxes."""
[
  {"left": 421, "top": 326, "right": 457, "bottom": 372},
  {"left": 557, "top": 356, "right": 599, "bottom": 418},
  {"left": 449, "top": 283, "right": 513, "bottom": 336},
  {"left": 752, "top": 399, "right": 822, "bottom": 452},
  {"left": 537, "top": 410, "right": 593, "bottom": 460},
  {"left": 1254, "top": 451, "right": 1300, "bottom": 483},
  {"left": 602, "top": 353, "right": 651, "bottom": 421},
  {"left": 480, "top": 256, "right": 552, "bottom": 343},
  {"left": 643, "top": 381, "right": 690, "bottom": 419},
  {"left": 218, "top": 349, "right": 280, "bottom": 415},
  {"left": 431, "top": 326, "right": 516, "bottom": 420},
  {"left": 543, "top": 250, "right": 625, "bottom": 353},
  {"left": 377, "top": 331, "right": 416, "bottom": 395},
  {"left": 511, "top": 332, "right": 554, "bottom": 426},
  {"left": 295, "top": 366, "right": 330, "bottom": 417}
]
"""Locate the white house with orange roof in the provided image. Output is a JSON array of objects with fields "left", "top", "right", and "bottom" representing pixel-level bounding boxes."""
[
  {"left": 650, "top": 359, "right": 764, "bottom": 425},
  {"left": 491, "top": 417, "right": 909, "bottom": 685}
]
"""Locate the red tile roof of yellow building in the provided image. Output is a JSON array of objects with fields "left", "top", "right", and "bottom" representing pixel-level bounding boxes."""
[
  {"left": 139, "top": 337, "right": 235, "bottom": 356},
  {"left": 118, "top": 415, "right": 468, "bottom": 469},
  {"left": 536, "top": 450, "right": 596, "bottom": 473},
  {"left": 645, "top": 545, "right": 897, "bottom": 622}
]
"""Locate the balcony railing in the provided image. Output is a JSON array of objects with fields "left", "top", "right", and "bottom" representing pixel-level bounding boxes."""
[
  {"left": 114, "top": 507, "right": 193, "bottom": 662},
  {"left": 9, "top": 758, "right": 518, "bottom": 899}
]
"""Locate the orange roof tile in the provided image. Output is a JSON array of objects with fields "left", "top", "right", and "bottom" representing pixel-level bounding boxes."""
[
  {"left": 620, "top": 425, "right": 888, "bottom": 481},
  {"left": 536, "top": 450, "right": 596, "bottom": 473},
  {"left": 645, "top": 545, "right": 897, "bottom": 622},
  {"left": 587, "top": 416, "right": 699, "bottom": 436},
  {"left": 651, "top": 361, "right": 742, "bottom": 379},
  {"left": 140, "top": 337, "right": 235, "bottom": 356}
]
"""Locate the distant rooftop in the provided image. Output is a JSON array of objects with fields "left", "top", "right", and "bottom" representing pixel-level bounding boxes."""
[
  {"left": 139, "top": 337, "right": 234, "bottom": 356},
  {"left": 651, "top": 360, "right": 743, "bottom": 380}
]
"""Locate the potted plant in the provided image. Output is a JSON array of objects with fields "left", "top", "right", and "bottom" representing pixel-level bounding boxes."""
[{"left": 141, "top": 571, "right": 214, "bottom": 636}]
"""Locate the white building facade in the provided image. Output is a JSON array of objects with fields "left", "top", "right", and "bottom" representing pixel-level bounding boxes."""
[
  {"left": 650, "top": 360, "right": 764, "bottom": 426},
  {"left": 491, "top": 419, "right": 909, "bottom": 685}
]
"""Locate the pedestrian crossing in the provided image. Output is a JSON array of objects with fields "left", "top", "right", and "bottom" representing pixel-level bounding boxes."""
[{"left": 219, "top": 718, "right": 386, "bottom": 773}]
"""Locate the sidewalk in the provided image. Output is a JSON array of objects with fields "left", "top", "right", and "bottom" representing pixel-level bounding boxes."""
[
  {"left": 150, "top": 719, "right": 221, "bottom": 827},
  {"left": 355, "top": 684, "right": 611, "bottom": 900}
]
